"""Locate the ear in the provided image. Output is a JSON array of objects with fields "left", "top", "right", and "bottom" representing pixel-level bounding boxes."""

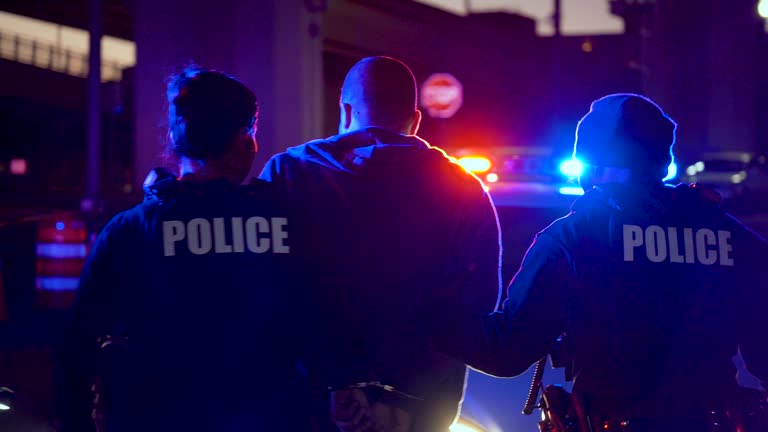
[
  {"left": 409, "top": 109, "right": 422, "bottom": 135},
  {"left": 341, "top": 103, "right": 353, "bottom": 131}
]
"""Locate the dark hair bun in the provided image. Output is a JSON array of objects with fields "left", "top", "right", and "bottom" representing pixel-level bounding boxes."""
[{"left": 167, "top": 65, "right": 258, "bottom": 160}]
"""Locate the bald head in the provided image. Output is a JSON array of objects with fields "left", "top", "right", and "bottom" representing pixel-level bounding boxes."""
[{"left": 339, "top": 56, "right": 421, "bottom": 135}]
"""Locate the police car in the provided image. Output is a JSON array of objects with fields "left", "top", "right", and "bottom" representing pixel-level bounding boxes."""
[
  {"left": 453, "top": 146, "right": 679, "bottom": 208},
  {"left": 451, "top": 146, "right": 585, "bottom": 208}
]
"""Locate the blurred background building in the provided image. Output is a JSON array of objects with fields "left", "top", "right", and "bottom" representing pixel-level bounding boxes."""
[
  {"left": 1, "top": 0, "right": 765, "bottom": 208},
  {"left": 0, "top": 0, "right": 766, "bottom": 430}
]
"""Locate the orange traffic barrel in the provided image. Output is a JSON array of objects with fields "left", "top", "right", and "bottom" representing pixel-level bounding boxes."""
[
  {"left": 35, "top": 213, "right": 88, "bottom": 309},
  {"left": 0, "top": 259, "right": 7, "bottom": 321}
]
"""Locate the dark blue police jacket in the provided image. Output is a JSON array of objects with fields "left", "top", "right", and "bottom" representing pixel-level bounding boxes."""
[
  {"left": 437, "top": 182, "right": 768, "bottom": 422},
  {"left": 58, "top": 178, "right": 312, "bottom": 432},
  {"left": 260, "top": 127, "right": 502, "bottom": 432}
]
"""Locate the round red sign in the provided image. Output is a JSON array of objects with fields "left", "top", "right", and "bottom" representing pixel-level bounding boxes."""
[{"left": 420, "top": 73, "right": 463, "bottom": 119}]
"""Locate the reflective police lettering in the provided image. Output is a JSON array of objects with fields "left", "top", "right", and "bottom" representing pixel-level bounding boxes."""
[
  {"left": 695, "top": 229, "right": 716, "bottom": 265},
  {"left": 213, "top": 217, "right": 232, "bottom": 253},
  {"left": 162, "top": 217, "right": 289, "bottom": 256},
  {"left": 163, "top": 221, "right": 185, "bottom": 256},
  {"left": 667, "top": 227, "right": 685, "bottom": 263},
  {"left": 623, "top": 225, "right": 643, "bottom": 261},
  {"left": 271, "top": 218, "right": 290, "bottom": 254},
  {"left": 187, "top": 218, "right": 213, "bottom": 255},
  {"left": 683, "top": 228, "right": 695, "bottom": 263},
  {"left": 718, "top": 230, "right": 734, "bottom": 266},
  {"left": 231, "top": 217, "right": 245, "bottom": 253},
  {"left": 645, "top": 226, "right": 667, "bottom": 263},
  {"left": 622, "top": 224, "right": 733, "bottom": 266},
  {"left": 245, "top": 217, "right": 270, "bottom": 253}
]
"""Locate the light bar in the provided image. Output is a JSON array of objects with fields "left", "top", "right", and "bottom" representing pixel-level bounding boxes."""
[
  {"left": 457, "top": 156, "right": 492, "bottom": 173},
  {"left": 559, "top": 159, "right": 584, "bottom": 178},
  {"left": 559, "top": 186, "right": 584, "bottom": 196}
]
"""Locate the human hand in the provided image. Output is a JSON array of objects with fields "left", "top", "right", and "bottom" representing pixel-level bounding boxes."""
[
  {"left": 330, "top": 388, "right": 373, "bottom": 432},
  {"left": 368, "top": 402, "right": 411, "bottom": 432},
  {"left": 142, "top": 167, "right": 177, "bottom": 201}
]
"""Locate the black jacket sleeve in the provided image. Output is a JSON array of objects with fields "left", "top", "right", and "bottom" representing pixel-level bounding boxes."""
[
  {"left": 57, "top": 218, "right": 126, "bottom": 432},
  {"left": 258, "top": 154, "right": 292, "bottom": 191},
  {"left": 450, "top": 183, "right": 503, "bottom": 314},
  {"left": 736, "top": 230, "right": 768, "bottom": 387},
  {"left": 435, "top": 232, "right": 575, "bottom": 377}
]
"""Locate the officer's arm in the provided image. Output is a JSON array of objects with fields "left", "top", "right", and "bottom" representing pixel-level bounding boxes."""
[
  {"left": 56, "top": 220, "right": 123, "bottom": 432},
  {"left": 737, "top": 234, "right": 768, "bottom": 386},
  {"left": 435, "top": 233, "right": 573, "bottom": 377},
  {"left": 450, "top": 183, "right": 503, "bottom": 314},
  {"left": 258, "top": 154, "right": 291, "bottom": 189}
]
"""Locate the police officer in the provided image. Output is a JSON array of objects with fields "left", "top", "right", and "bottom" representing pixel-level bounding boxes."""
[
  {"left": 57, "top": 67, "right": 311, "bottom": 432},
  {"left": 435, "top": 94, "right": 768, "bottom": 431},
  {"left": 260, "top": 56, "right": 502, "bottom": 432}
]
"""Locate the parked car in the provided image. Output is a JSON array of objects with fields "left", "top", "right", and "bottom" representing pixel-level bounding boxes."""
[{"left": 682, "top": 152, "right": 768, "bottom": 209}]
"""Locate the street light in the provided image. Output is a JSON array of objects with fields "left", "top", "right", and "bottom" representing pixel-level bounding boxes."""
[
  {"left": 759, "top": 0, "right": 768, "bottom": 18},
  {"left": 759, "top": 0, "right": 768, "bottom": 32}
]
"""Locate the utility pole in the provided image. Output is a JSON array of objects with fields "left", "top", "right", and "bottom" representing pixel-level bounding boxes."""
[
  {"left": 609, "top": 0, "right": 655, "bottom": 94},
  {"left": 553, "top": 0, "right": 562, "bottom": 37},
  {"left": 85, "top": 0, "right": 103, "bottom": 214},
  {"left": 550, "top": 0, "right": 563, "bottom": 149}
]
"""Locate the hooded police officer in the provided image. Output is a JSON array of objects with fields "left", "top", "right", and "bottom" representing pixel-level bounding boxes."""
[{"left": 435, "top": 94, "right": 768, "bottom": 432}]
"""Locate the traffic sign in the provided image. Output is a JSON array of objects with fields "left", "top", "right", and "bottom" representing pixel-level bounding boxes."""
[{"left": 421, "top": 73, "right": 463, "bottom": 119}]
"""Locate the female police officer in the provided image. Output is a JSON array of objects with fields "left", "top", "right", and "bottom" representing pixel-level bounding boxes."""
[{"left": 57, "top": 66, "right": 311, "bottom": 432}]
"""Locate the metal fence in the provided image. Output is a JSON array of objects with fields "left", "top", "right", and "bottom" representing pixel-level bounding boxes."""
[{"left": 0, "top": 30, "right": 126, "bottom": 82}]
